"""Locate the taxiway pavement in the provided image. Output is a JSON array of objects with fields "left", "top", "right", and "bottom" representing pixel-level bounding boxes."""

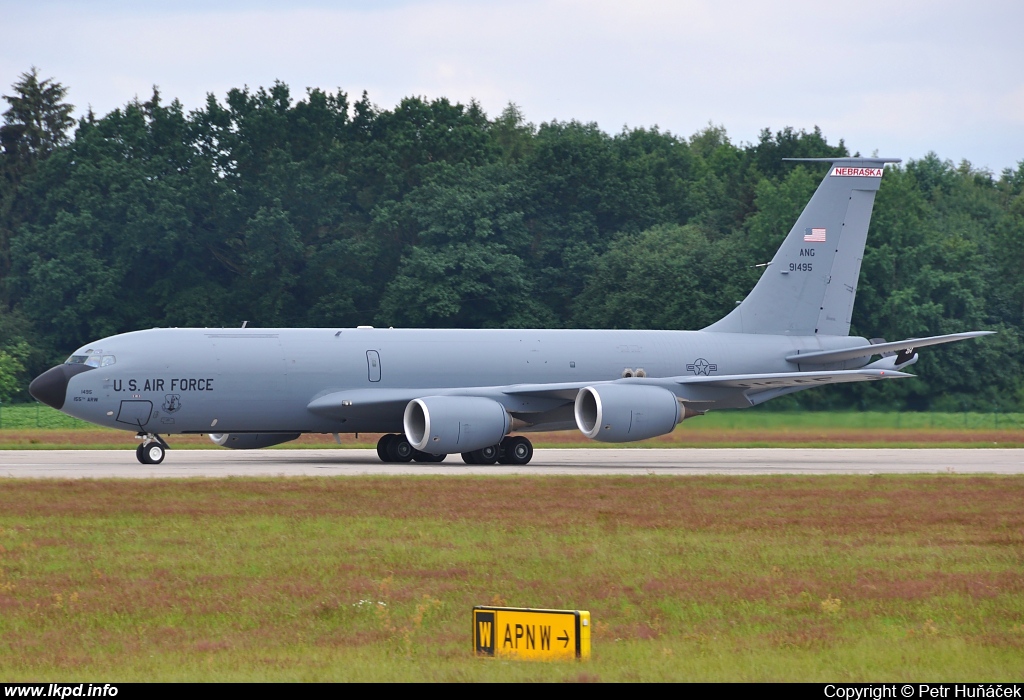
[{"left": 1, "top": 448, "right": 1021, "bottom": 478}]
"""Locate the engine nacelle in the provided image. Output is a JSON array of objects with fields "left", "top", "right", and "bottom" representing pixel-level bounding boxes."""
[
  {"left": 209, "top": 433, "right": 301, "bottom": 449},
  {"left": 404, "top": 396, "right": 511, "bottom": 455},
  {"left": 574, "top": 384, "right": 683, "bottom": 442}
]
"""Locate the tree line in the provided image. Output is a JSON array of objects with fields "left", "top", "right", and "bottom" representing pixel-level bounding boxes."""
[{"left": 1, "top": 68, "right": 1022, "bottom": 410}]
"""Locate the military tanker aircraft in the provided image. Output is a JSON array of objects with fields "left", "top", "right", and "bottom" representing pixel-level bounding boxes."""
[{"left": 29, "top": 157, "right": 992, "bottom": 465}]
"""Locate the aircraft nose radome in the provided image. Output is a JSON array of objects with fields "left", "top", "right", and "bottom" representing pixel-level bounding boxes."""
[{"left": 29, "top": 364, "right": 94, "bottom": 410}]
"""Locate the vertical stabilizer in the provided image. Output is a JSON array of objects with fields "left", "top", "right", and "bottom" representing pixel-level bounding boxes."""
[{"left": 705, "top": 157, "right": 900, "bottom": 336}]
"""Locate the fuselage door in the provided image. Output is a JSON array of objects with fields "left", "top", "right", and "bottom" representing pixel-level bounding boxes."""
[
  {"left": 116, "top": 400, "right": 153, "bottom": 428},
  {"left": 366, "top": 350, "right": 381, "bottom": 382}
]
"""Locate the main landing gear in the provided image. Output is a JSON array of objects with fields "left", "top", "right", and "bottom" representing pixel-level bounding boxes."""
[
  {"left": 461, "top": 436, "right": 534, "bottom": 465},
  {"left": 135, "top": 433, "right": 169, "bottom": 465},
  {"left": 376, "top": 434, "right": 446, "bottom": 463},
  {"left": 374, "top": 434, "right": 534, "bottom": 465}
]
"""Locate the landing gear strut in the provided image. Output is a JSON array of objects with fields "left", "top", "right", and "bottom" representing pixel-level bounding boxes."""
[{"left": 135, "top": 433, "right": 169, "bottom": 465}]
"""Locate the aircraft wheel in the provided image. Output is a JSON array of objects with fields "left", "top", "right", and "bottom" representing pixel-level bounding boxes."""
[
  {"left": 142, "top": 442, "right": 165, "bottom": 465},
  {"left": 505, "top": 436, "right": 533, "bottom": 465},
  {"left": 136, "top": 443, "right": 148, "bottom": 464},
  {"left": 466, "top": 444, "right": 498, "bottom": 465},
  {"left": 386, "top": 435, "right": 414, "bottom": 462},
  {"left": 376, "top": 434, "right": 395, "bottom": 462}
]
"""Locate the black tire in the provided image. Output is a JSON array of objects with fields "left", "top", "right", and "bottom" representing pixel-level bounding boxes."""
[
  {"left": 143, "top": 442, "right": 165, "bottom": 465},
  {"left": 386, "top": 434, "right": 414, "bottom": 462},
  {"left": 136, "top": 443, "right": 148, "bottom": 464},
  {"left": 461, "top": 451, "right": 478, "bottom": 465},
  {"left": 505, "top": 436, "right": 533, "bottom": 465},
  {"left": 468, "top": 444, "right": 498, "bottom": 465},
  {"left": 427, "top": 453, "right": 447, "bottom": 463},
  {"left": 376, "top": 434, "right": 395, "bottom": 463}
]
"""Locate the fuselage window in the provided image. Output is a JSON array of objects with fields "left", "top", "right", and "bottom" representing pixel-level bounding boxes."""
[{"left": 65, "top": 354, "right": 115, "bottom": 367}]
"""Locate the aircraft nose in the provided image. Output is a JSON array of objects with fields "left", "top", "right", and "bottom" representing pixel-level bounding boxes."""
[{"left": 29, "top": 364, "right": 94, "bottom": 410}]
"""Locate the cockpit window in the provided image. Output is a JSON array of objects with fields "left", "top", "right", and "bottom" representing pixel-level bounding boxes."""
[{"left": 66, "top": 354, "right": 115, "bottom": 367}]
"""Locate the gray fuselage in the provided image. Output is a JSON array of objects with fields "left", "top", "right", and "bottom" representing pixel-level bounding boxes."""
[{"left": 57, "top": 327, "right": 867, "bottom": 436}]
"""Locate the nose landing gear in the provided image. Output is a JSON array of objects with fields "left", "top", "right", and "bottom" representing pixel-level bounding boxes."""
[{"left": 135, "top": 434, "right": 169, "bottom": 464}]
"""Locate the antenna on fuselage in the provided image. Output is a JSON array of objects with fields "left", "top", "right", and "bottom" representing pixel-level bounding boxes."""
[{"left": 241, "top": 321, "right": 248, "bottom": 328}]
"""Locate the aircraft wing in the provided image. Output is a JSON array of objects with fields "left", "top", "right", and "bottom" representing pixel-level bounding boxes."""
[
  {"left": 309, "top": 370, "right": 913, "bottom": 417},
  {"left": 786, "top": 331, "right": 993, "bottom": 365},
  {"left": 499, "top": 369, "right": 911, "bottom": 399}
]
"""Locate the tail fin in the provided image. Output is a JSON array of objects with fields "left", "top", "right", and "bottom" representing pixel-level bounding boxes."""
[{"left": 705, "top": 157, "right": 900, "bottom": 336}]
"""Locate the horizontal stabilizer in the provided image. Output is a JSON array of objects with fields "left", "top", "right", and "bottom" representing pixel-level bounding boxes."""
[
  {"left": 786, "top": 331, "right": 994, "bottom": 365},
  {"left": 672, "top": 369, "right": 912, "bottom": 389},
  {"left": 781, "top": 157, "right": 902, "bottom": 164}
]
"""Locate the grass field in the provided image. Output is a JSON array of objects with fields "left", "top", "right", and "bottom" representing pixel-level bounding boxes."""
[
  {"left": 1, "top": 404, "right": 1023, "bottom": 449},
  {"left": 0, "top": 476, "right": 1021, "bottom": 681}
]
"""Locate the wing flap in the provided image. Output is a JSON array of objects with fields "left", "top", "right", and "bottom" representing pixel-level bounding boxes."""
[
  {"left": 308, "top": 385, "right": 575, "bottom": 418},
  {"left": 501, "top": 382, "right": 594, "bottom": 400},
  {"left": 673, "top": 369, "right": 912, "bottom": 389},
  {"left": 787, "top": 331, "right": 993, "bottom": 365},
  {"left": 307, "top": 388, "right": 423, "bottom": 417}
]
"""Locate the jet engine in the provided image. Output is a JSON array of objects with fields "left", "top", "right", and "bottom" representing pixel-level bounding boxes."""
[
  {"left": 209, "top": 433, "right": 301, "bottom": 449},
  {"left": 574, "top": 384, "right": 685, "bottom": 442},
  {"left": 404, "top": 396, "right": 511, "bottom": 455}
]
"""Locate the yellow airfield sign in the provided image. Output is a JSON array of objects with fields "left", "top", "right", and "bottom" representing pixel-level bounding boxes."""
[{"left": 473, "top": 606, "right": 591, "bottom": 660}]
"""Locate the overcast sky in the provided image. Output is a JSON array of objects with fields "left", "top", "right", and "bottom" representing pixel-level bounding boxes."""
[{"left": 2, "top": 0, "right": 1022, "bottom": 173}]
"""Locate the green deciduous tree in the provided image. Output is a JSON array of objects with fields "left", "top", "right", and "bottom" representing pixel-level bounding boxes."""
[
  {"left": 1, "top": 68, "right": 75, "bottom": 302},
  {"left": 572, "top": 223, "right": 755, "bottom": 330},
  {"left": 1, "top": 71, "right": 1019, "bottom": 410}
]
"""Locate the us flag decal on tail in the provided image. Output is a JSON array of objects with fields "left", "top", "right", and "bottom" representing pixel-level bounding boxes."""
[{"left": 804, "top": 227, "right": 826, "bottom": 242}]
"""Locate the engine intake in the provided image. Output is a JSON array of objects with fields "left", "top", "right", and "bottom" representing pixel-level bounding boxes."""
[
  {"left": 404, "top": 396, "right": 511, "bottom": 455},
  {"left": 209, "top": 433, "right": 301, "bottom": 449},
  {"left": 574, "top": 384, "right": 685, "bottom": 442}
]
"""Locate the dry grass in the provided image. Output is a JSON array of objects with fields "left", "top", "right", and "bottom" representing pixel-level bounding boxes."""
[
  {"left": 0, "top": 475, "right": 1022, "bottom": 680},
  {"left": 2, "top": 427, "right": 1022, "bottom": 450},
  {"left": 2, "top": 406, "right": 1022, "bottom": 449}
]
